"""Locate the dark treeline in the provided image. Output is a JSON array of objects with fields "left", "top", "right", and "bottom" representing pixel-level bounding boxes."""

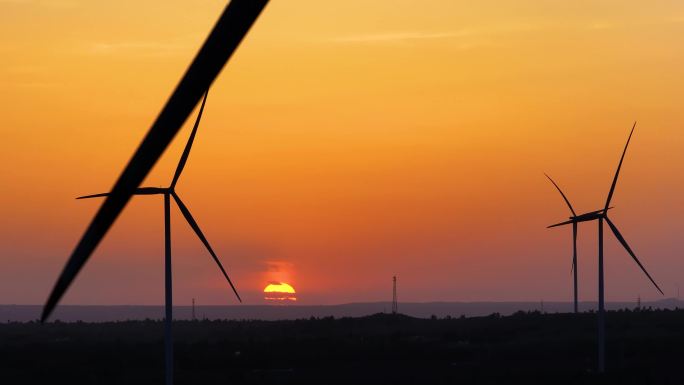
[{"left": 2, "top": 308, "right": 683, "bottom": 384}]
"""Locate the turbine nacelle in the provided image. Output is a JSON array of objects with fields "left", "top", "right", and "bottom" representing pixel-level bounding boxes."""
[
  {"left": 547, "top": 207, "right": 614, "bottom": 228},
  {"left": 569, "top": 207, "right": 613, "bottom": 220},
  {"left": 548, "top": 207, "right": 612, "bottom": 228}
]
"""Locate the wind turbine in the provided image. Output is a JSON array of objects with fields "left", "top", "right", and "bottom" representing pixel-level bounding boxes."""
[
  {"left": 76, "top": 91, "right": 240, "bottom": 384},
  {"left": 544, "top": 173, "right": 581, "bottom": 313},
  {"left": 41, "top": 1, "right": 269, "bottom": 384},
  {"left": 547, "top": 122, "right": 663, "bottom": 373}
]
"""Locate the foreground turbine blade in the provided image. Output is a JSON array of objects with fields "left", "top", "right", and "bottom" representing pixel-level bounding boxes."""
[
  {"left": 171, "top": 91, "right": 209, "bottom": 189},
  {"left": 42, "top": 0, "right": 267, "bottom": 322},
  {"left": 545, "top": 173, "right": 576, "bottom": 216},
  {"left": 605, "top": 122, "right": 636, "bottom": 211},
  {"left": 172, "top": 192, "right": 242, "bottom": 302},
  {"left": 548, "top": 219, "right": 575, "bottom": 228},
  {"left": 605, "top": 217, "right": 664, "bottom": 295}
]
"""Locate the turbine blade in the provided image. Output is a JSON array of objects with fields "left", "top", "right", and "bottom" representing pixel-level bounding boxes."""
[
  {"left": 605, "top": 122, "right": 636, "bottom": 210},
  {"left": 76, "top": 192, "right": 110, "bottom": 200},
  {"left": 76, "top": 188, "right": 167, "bottom": 199},
  {"left": 605, "top": 217, "right": 663, "bottom": 295},
  {"left": 170, "top": 91, "right": 208, "bottom": 189},
  {"left": 172, "top": 192, "right": 242, "bottom": 302},
  {"left": 42, "top": 0, "right": 267, "bottom": 322},
  {"left": 548, "top": 219, "right": 575, "bottom": 228},
  {"left": 545, "top": 173, "right": 576, "bottom": 216},
  {"left": 135, "top": 187, "right": 168, "bottom": 195}
]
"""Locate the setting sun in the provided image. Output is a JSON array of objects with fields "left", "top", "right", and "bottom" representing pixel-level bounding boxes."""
[{"left": 264, "top": 282, "right": 297, "bottom": 302}]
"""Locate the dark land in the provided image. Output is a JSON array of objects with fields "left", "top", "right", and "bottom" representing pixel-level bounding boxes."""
[{"left": 2, "top": 308, "right": 683, "bottom": 385}]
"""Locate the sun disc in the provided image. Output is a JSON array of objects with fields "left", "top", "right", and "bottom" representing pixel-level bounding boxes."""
[
  {"left": 263, "top": 282, "right": 297, "bottom": 301},
  {"left": 264, "top": 282, "right": 295, "bottom": 293}
]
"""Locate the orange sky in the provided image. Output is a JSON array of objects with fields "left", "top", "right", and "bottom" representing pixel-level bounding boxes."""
[{"left": 2, "top": 0, "right": 684, "bottom": 305}]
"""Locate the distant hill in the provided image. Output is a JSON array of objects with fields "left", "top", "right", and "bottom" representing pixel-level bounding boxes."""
[{"left": 2, "top": 299, "right": 682, "bottom": 322}]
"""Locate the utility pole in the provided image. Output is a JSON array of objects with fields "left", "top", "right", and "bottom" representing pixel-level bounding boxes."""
[
  {"left": 677, "top": 284, "right": 680, "bottom": 301},
  {"left": 392, "top": 276, "right": 398, "bottom": 315},
  {"left": 192, "top": 298, "right": 196, "bottom": 321}
]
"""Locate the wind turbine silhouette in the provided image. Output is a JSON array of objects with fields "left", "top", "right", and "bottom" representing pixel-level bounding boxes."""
[
  {"left": 41, "top": 1, "right": 269, "bottom": 384},
  {"left": 547, "top": 122, "right": 663, "bottom": 373},
  {"left": 76, "top": 91, "right": 240, "bottom": 383},
  {"left": 544, "top": 173, "right": 582, "bottom": 313}
]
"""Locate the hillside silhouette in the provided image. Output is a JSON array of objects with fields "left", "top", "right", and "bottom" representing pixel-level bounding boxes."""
[{"left": 2, "top": 309, "right": 684, "bottom": 384}]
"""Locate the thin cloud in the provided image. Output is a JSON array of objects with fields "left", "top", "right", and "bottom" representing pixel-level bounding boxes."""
[
  {"left": 264, "top": 260, "right": 294, "bottom": 273},
  {"left": 328, "top": 23, "right": 544, "bottom": 45},
  {"left": 585, "top": 16, "right": 684, "bottom": 31},
  {"left": 4, "top": 65, "right": 48, "bottom": 74},
  {"left": 586, "top": 22, "right": 617, "bottom": 30},
  {"left": 0, "top": 0, "right": 76, "bottom": 6},
  {"left": 330, "top": 30, "right": 473, "bottom": 44},
  {"left": 88, "top": 41, "right": 186, "bottom": 57},
  {"left": 10, "top": 81, "right": 59, "bottom": 88}
]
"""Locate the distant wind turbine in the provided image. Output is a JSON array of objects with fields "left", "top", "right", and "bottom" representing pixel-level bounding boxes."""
[
  {"left": 544, "top": 173, "right": 582, "bottom": 313},
  {"left": 546, "top": 122, "right": 663, "bottom": 373},
  {"left": 41, "top": 1, "right": 269, "bottom": 384}
]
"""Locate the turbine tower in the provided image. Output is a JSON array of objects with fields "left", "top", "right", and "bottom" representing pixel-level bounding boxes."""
[
  {"left": 547, "top": 122, "right": 663, "bottom": 373},
  {"left": 76, "top": 92, "right": 241, "bottom": 383},
  {"left": 40, "top": 2, "right": 268, "bottom": 384}
]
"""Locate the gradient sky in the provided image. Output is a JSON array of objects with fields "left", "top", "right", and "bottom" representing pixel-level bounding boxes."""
[{"left": 2, "top": 0, "right": 684, "bottom": 305}]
